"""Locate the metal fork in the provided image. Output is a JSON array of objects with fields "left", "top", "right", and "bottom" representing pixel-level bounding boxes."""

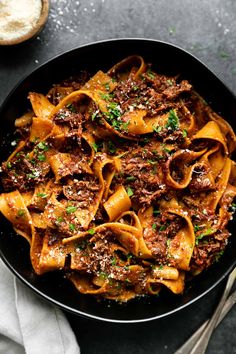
[{"left": 175, "top": 267, "right": 236, "bottom": 354}]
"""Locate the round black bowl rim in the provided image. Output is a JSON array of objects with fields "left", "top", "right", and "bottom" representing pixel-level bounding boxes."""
[{"left": 0, "top": 38, "right": 236, "bottom": 323}]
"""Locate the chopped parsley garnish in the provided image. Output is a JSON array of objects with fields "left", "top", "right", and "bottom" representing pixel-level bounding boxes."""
[
  {"left": 121, "top": 119, "right": 130, "bottom": 132},
  {"left": 56, "top": 216, "right": 64, "bottom": 224},
  {"left": 99, "top": 271, "right": 108, "bottom": 279},
  {"left": 159, "top": 224, "right": 167, "bottom": 231},
  {"left": 91, "top": 110, "right": 99, "bottom": 121},
  {"left": 92, "top": 143, "right": 98, "bottom": 152},
  {"left": 147, "top": 68, "right": 155, "bottom": 79},
  {"left": 104, "top": 83, "right": 110, "bottom": 91},
  {"left": 148, "top": 159, "right": 157, "bottom": 165},
  {"left": 152, "top": 223, "right": 157, "bottom": 229},
  {"left": 66, "top": 103, "right": 77, "bottom": 113},
  {"left": 126, "top": 176, "right": 136, "bottom": 182},
  {"left": 214, "top": 250, "right": 224, "bottom": 262},
  {"left": 37, "top": 192, "right": 48, "bottom": 198},
  {"left": 182, "top": 129, "right": 188, "bottom": 138},
  {"left": 126, "top": 186, "right": 134, "bottom": 197},
  {"left": 166, "top": 239, "right": 171, "bottom": 247},
  {"left": 17, "top": 209, "right": 25, "bottom": 217},
  {"left": 162, "top": 146, "right": 172, "bottom": 154},
  {"left": 38, "top": 153, "right": 46, "bottom": 161},
  {"left": 166, "top": 79, "right": 174, "bottom": 86},
  {"left": 143, "top": 137, "right": 150, "bottom": 144},
  {"left": 153, "top": 125, "right": 162, "bottom": 133},
  {"left": 76, "top": 240, "right": 88, "bottom": 250},
  {"left": 104, "top": 102, "right": 129, "bottom": 132},
  {"left": 100, "top": 93, "right": 112, "bottom": 101},
  {"left": 111, "top": 257, "right": 117, "bottom": 266},
  {"left": 36, "top": 141, "right": 49, "bottom": 151},
  {"left": 165, "top": 109, "right": 179, "bottom": 131},
  {"left": 107, "top": 140, "right": 116, "bottom": 154},
  {"left": 6, "top": 161, "right": 12, "bottom": 169},
  {"left": 27, "top": 172, "right": 38, "bottom": 179},
  {"left": 69, "top": 223, "right": 76, "bottom": 232},
  {"left": 66, "top": 206, "right": 77, "bottom": 214},
  {"left": 194, "top": 224, "right": 201, "bottom": 232},
  {"left": 195, "top": 228, "right": 213, "bottom": 245},
  {"left": 88, "top": 228, "right": 95, "bottom": 235},
  {"left": 153, "top": 209, "right": 160, "bottom": 215}
]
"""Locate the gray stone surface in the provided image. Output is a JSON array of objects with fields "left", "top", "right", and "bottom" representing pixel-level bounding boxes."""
[{"left": 0, "top": 0, "right": 235, "bottom": 353}]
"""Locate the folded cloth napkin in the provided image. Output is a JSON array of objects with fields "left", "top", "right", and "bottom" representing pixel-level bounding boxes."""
[{"left": 0, "top": 259, "right": 80, "bottom": 354}]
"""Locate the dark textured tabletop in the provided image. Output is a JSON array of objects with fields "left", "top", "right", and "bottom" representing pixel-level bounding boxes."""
[{"left": 0, "top": 1, "right": 236, "bottom": 353}]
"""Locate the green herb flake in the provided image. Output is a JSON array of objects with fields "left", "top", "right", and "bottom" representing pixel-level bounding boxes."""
[
  {"left": 166, "top": 239, "right": 171, "bottom": 247},
  {"left": 69, "top": 223, "right": 76, "bottom": 232},
  {"left": 152, "top": 223, "right": 157, "bottom": 230},
  {"left": 147, "top": 68, "right": 155, "bottom": 79},
  {"left": 27, "top": 173, "right": 37, "bottom": 179},
  {"left": 37, "top": 192, "right": 48, "bottom": 198},
  {"left": 56, "top": 216, "right": 64, "bottom": 224},
  {"left": 196, "top": 228, "right": 213, "bottom": 244},
  {"left": 153, "top": 125, "right": 162, "bottom": 133},
  {"left": 127, "top": 187, "right": 134, "bottom": 197},
  {"left": 165, "top": 109, "right": 179, "bottom": 131},
  {"left": 6, "top": 161, "right": 12, "bottom": 169},
  {"left": 215, "top": 250, "right": 224, "bottom": 262},
  {"left": 92, "top": 143, "right": 98, "bottom": 152},
  {"left": 100, "top": 93, "right": 111, "bottom": 101},
  {"left": 104, "top": 83, "right": 110, "bottom": 91},
  {"left": 107, "top": 140, "right": 116, "bottom": 154},
  {"left": 38, "top": 154, "right": 46, "bottom": 161},
  {"left": 143, "top": 137, "right": 150, "bottom": 144},
  {"left": 194, "top": 224, "right": 201, "bottom": 232},
  {"left": 126, "top": 176, "right": 136, "bottom": 182},
  {"left": 166, "top": 79, "right": 174, "bottom": 86},
  {"left": 17, "top": 209, "right": 25, "bottom": 217},
  {"left": 160, "top": 224, "right": 167, "bottom": 232},
  {"left": 153, "top": 209, "right": 160, "bottom": 215},
  {"left": 148, "top": 159, "right": 157, "bottom": 165},
  {"left": 66, "top": 103, "right": 77, "bottom": 113},
  {"left": 121, "top": 119, "right": 130, "bottom": 132},
  {"left": 66, "top": 206, "right": 77, "bottom": 214},
  {"left": 88, "top": 228, "right": 95, "bottom": 235},
  {"left": 111, "top": 257, "right": 117, "bottom": 266},
  {"left": 182, "top": 129, "right": 188, "bottom": 138},
  {"left": 37, "top": 141, "right": 49, "bottom": 151},
  {"left": 99, "top": 271, "right": 108, "bottom": 279},
  {"left": 91, "top": 111, "right": 99, "bottom": 121}
]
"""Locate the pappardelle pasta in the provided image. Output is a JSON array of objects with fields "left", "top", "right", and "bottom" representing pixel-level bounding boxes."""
[{"left": 1, "top": 56, "right": 236, "bottom": 302}]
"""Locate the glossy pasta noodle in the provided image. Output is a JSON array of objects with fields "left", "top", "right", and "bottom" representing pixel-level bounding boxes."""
[{"left": 0, "top": 56, "right": 236, "bottom": 302}]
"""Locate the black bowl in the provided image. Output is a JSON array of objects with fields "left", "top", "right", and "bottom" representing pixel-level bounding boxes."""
[{"left": 0, "top": 39, "right": 236, "bottom": 323}]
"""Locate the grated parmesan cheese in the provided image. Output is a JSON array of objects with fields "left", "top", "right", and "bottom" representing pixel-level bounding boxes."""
[{"left": 0, "top": 0, "right": 42, "bottom": 41}]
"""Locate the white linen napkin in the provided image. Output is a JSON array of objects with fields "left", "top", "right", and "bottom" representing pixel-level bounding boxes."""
[{"left": 0, "top": 259, "right": 80, "bottom": 354}]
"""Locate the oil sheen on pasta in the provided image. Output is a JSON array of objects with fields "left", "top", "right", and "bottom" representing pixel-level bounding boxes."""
[{"left": 0, "top": 56, "right": 236, "bottom": 302}]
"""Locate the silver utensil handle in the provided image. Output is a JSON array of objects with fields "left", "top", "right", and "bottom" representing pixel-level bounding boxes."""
[
  {"left": 189, "top": 267, "right": 236, "bottom": 354},
  {"left": 174, "top": 288, "right": 236, "bottom": 354},
  {"left": 175, "top": 267, "right": 236, "bottom": 354}
]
